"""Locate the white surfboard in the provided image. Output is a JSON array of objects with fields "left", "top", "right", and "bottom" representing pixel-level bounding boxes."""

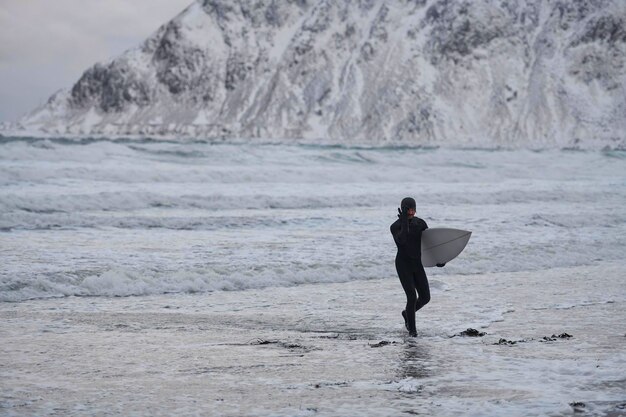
[{"left": 421, "top": 228, "right": 472, "bottom": 267}]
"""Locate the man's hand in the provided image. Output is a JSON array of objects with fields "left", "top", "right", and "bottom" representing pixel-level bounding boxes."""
[
  {"left": 397, "top": 207, "right": 409, "bottom": 220},
  {"left": 436, "top": 263, "right": 446, "bottom": 267}
]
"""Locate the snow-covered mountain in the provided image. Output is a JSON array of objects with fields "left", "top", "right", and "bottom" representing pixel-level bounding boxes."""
[{"left": 4, "top": 0, "right": 626, "bottom": 148}]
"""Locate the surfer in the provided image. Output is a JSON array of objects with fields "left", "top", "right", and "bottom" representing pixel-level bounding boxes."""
[{"left": 390, "top": 197, "right": 443, "bottom": 336}]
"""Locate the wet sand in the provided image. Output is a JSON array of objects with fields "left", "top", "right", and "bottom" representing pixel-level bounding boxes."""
[{"left": 1, "top": 262, "right": 625, "bottom": 416}]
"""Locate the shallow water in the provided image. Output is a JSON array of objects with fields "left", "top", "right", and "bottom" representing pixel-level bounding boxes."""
[
  {"left": 1, "top": 263, "right": 624, "bottom": 416},
  {"left": 0, "top": 138, "right": 625, "bottom": 416}
]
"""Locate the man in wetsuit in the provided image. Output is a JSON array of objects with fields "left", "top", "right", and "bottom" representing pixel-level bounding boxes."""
[{"left": 390, "top": 197, "right": 443, "bottom": 336}]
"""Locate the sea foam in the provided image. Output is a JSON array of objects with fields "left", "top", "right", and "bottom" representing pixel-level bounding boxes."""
[{"left": 1, "top": 139, "right": 624, "bottom": 302}]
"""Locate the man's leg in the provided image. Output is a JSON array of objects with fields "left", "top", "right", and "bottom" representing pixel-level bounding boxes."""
[
  {"left": 413, "top": 265, "right": 431, "bottom": 312},
  {"left": 396, "top": 258, "right": 418, "bottom": 334}
]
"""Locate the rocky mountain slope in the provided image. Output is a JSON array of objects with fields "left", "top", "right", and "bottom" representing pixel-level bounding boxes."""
[{"left": 5, "top": 0, "right": 626, "bottom": 148}]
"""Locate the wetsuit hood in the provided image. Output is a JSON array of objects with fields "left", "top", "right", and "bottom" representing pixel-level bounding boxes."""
[{"left": 401, "top": 197, "right": 416, "bottom": 211}]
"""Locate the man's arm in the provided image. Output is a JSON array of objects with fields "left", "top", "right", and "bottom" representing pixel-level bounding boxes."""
[{"left": 391, "top": 208, "right": 409, "bottom": 245}]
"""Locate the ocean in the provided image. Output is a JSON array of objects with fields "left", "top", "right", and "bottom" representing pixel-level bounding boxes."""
[{"left": 1, "top": 138, "right": 625, "bottom": 416}]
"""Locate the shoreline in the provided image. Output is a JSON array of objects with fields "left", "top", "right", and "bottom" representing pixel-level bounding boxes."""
[
  {"left": 1, "top": 129, "right": 624, "bottom": 151},
  {"left": 1, "top": 263, "right": 625, "bottom": 416}
]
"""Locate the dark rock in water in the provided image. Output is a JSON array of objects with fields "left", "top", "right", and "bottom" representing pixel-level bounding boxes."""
[
  {"left": 369, "top": 340, "right": 396, "bottom": 348},
  {"left": 251, "top": 338, "right": 313, "bottom": 351},
  {"left": 317, "top": 333, "right": 340, "bottom": 339},
  {"left": 456, "top": 328, "right": 486, "bottom": 337},
  {"left": 251, "top": 339, "right": 275, "bottom": 345},
  {"left": 569, "top": 401, "right": 586, "bottom": 412},
  {"left": 282, "top": 342, "right": 306, "bottom": 349},
  {"left": 541, "top": 333, "right": 573, "bottom": 342},
  {"left": 313, "top": 381, "right": 350, "bottom": 389},
  {"left": 495, "top": 338, "right": 517, "bottom": 345}
]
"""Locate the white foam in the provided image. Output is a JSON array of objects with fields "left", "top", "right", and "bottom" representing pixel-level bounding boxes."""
[
  {"left": 1, "top": 141, "right": 625, "bottom": 302},
  {"left": 0, "top": 263, "right": 392, "bottom": 302},
  {"left": 1, "top": 263, "right": 624, "bottom": 416}
]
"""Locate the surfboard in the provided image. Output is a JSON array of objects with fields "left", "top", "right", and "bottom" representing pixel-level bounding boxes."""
[{"left": 421, "top": 228, "right": 472, "bottom": 267}]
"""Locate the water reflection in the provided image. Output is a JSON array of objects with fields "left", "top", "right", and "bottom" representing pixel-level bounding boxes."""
[{"left": 398, "top": 340, "right": 431, "bottom": 380}]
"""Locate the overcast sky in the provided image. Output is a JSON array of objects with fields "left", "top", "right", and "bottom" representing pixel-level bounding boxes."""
[{"left": 0, "top": 0, "right": 194, "bottom": 122}]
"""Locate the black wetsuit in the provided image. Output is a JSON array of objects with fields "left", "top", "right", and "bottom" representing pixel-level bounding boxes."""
[{"left": 390, "top": 216, "right": 430, "bottom": 335}]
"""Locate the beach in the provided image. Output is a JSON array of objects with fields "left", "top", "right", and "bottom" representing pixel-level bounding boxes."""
[
  {"left": 2, "top": 262, "right": 625, "bottom": 416},
  {"left": 1, "top": 139, "right": 625, "bottom": 415}
]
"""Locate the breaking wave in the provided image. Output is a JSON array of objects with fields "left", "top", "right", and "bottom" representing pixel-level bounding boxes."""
[{"left": 1, "top": 138, "right": 624, "bottom": 302}]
